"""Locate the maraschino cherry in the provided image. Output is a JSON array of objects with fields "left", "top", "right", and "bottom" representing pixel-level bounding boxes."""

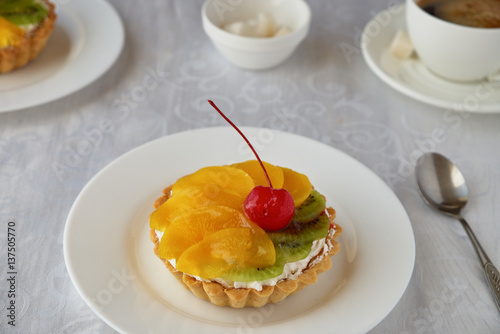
[{"left": 208, "top": 100, "right": 295, "bottom": 231}]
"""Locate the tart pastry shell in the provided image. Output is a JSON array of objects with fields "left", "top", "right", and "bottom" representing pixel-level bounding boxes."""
[
  {"left": 0, "top": 1, "right": 56, "bottom": 74},
  {"left": 150, "top": 186, "right": 342, "bottom": 308}
]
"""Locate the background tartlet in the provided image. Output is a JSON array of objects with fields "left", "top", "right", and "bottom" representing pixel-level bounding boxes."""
[{"left": 0, "top": 0, "right": 56, "bottom": 73}]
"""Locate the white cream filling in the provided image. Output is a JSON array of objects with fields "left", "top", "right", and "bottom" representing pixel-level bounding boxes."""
[
  {"left": 222, "top": 12, "right": 291, "bottom": 38},
  {"left": 155, "top": 224, "right": 336, "bottom": 292}
]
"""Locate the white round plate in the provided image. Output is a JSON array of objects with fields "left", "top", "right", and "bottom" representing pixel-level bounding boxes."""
[
  {"left": 361, "top": 4, "right": 500, "bottom": 113},
  {"left": 0, "top": 0, "right": 124, "bottom": 112},
  {"left": 64, "top": 127, "right": 415, "bottom": 334}
]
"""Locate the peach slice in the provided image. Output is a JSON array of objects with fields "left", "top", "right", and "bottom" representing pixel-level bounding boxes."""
[
  {"left": 232, "top": 160, "right": 284, "bottom": 188},
  {"left": 150, "top": 186, "right": 246, "bottom": 231},
  {"left": 150, "top": 194, "right": 194, "bottom": 232},
  {"left": 158, "top": 206, "right": 275, "bottom": 262},
  {"left": 172, "top": 166, "right": 254, "bottom": 198},
  {"left": 0, "top": 18, "right": 24, "bottom": 48},
  {"left": 281, "top": 167, "right": 312, "bottom": 207},
  {"left": 176, "top": 227, "right": 275, "bottom": 279}
]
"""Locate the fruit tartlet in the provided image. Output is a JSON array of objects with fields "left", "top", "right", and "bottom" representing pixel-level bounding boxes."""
[
  {"left": 149, "top": 100, "right": 342, "bottom": 308},
  {"left": 149, "top": 160, "right": 342, "bottom": 308},
  {"left": 149, "top": 101, "right": 341, "bottom": 308},
  {"left": 0, "top": 0, "right": 56, "bottom": 73}
]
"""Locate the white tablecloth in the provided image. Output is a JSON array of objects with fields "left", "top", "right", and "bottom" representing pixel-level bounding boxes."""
[{"left": 1, "top": 0, "right": 499, "bottom": 333}]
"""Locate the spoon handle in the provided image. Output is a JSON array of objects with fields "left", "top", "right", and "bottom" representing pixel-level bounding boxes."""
[
  {"left": 484, "top": 263, "right": 500, "bottom": 312},
  {"left": 458, "top": 217, "right": 500, "bottom": 312}
]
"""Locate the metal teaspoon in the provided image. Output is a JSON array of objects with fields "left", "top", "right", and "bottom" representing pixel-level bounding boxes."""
[{"left": 416, "top": 152, "right": 500, "bottom": 313}]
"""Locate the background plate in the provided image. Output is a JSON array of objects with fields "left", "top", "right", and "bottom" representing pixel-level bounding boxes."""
[{"left": 0, "top": 0, "right": 124, "bottom": 112}]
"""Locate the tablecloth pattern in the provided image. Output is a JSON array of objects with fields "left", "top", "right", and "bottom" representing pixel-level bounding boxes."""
[{"left": 1, "top": 0, "right": 500, "bottom": 333}]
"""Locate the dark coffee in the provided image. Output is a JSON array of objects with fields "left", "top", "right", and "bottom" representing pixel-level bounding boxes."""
[{"left": 417, "top": 0, "right": 500, "bottom": 28}]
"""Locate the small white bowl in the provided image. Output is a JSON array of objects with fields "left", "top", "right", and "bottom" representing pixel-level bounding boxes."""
[{"left": 202, "top": 0, "right": 311, "bottom": 70}]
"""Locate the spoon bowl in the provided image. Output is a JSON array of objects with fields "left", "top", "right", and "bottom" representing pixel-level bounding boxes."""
[
  {"left": 416, "top": 152, "right": 500, "bottom": 313},
  {"left": 416, "top": 152, "right": 468, "bottom": 215}
]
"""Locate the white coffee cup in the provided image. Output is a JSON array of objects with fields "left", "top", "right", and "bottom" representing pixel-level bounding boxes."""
[{"left": 406, "top": 0, "right": 500, "bottom": 82}]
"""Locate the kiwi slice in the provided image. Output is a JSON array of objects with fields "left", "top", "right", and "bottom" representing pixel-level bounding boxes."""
[
  {"left": 222, "top": 241, "right": 313, "bottom": 282},
  {"left": 293, "top": 190, "right": 326, "bottom": 223},
  {"left": 0, "top": 0, "right": 49, "bottom": 26},
  {"left": 267, "top": 213, "right": 330, "bottom": 246},
  {"left": 221, "top": 258, "right": 283, "bottom": 282},
  {"left": 275, "top": 241, "right": 313, "bottom": 264}
]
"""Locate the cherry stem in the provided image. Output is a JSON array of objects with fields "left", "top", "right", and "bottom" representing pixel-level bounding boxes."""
[{"left": 208, "top": 100, "right": 273, "bottom": 189}]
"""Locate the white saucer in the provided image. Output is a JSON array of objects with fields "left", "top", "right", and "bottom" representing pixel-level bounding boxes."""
[
  {"left": 361, "top": 4, "right": 500, "bottom": 113},
  {"left": 64, "top": 127, "right": 415, "bottom": 334},
  {"left": 0, "top": 0, "right": 124, "bottom": 113}
]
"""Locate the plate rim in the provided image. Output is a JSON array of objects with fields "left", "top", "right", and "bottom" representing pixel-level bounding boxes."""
[
  {"left": 0, "top": 0, "right": 124, "bottom": 113},
  {"left": 361, "top": 3, "right": 500, "bottom": 114},
  {"left": 64, "top": 126, "right": 416, "bottom": 334}
]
